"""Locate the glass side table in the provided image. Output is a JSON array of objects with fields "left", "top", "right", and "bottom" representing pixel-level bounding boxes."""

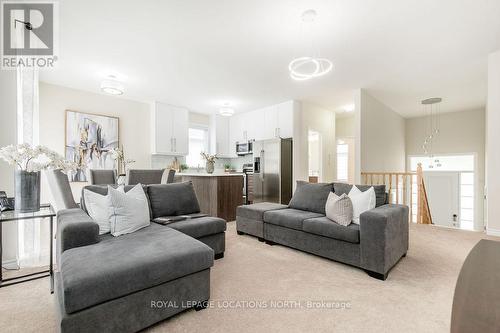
[{"left": 0, "top": 204, "right": 56, "bottom": 293}]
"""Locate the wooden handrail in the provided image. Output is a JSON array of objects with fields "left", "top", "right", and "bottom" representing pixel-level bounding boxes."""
[{"left": 361, "top": 163, "right": 432, "bottom": 224}]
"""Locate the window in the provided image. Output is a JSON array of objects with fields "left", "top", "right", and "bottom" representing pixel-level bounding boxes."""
[
  {"left": 186, "top": 126, "right": 209, "bottom": 167},
  {"left": 460, "top": 172, "right": 474, "bottom": 230},
  {"left": 336, "top": 142, "right": 349, "bottom": 182}
]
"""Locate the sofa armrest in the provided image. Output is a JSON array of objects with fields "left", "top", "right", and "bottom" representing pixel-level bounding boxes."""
[
  {"left": 57, "top": 208, "right": 99, "bottom": 255},
  {"left": 359, "top": 204, "right": 409, "bottom": 276}
]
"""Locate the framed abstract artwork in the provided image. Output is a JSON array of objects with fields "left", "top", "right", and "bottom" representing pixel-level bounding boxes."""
[{"left": 65, "top": 110, "right": 119, "bottom": 182}]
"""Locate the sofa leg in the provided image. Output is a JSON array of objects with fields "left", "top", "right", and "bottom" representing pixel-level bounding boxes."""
[
  {"left": 365, "top": 270, "right": 387, "bottom": 281},
  {"left": 402, "top": 252, "right": 407, "bottom": 257},
  {"left": 237, "top": 231, "right": 245, "bottom": 235},
  {"left": 265, "top": 240, "right": 276, "bottom": 246},
  {"left": 194, "top": 300, "right": 209, "bottom": 311},
  {"left": 258, "top": 237, "right": 265, "bottom": 242},
  {"left": 214, "top": 252, "right": 224, "bottom": 260}
]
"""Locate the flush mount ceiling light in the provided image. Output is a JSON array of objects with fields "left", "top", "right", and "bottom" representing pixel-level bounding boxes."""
[
  {"left": 289, "top": 9, "right": 333, "bottom": 81},
  {"left": 101, "top": 75, "right": 124, "bottom": 95},
  {"left": 219, "top": 104, "right": 234, "bottom": 117}
]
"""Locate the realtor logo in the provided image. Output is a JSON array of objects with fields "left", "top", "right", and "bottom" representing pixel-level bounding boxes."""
[{"left": 1, "top": 1, "right": 58, "bottom": 69}]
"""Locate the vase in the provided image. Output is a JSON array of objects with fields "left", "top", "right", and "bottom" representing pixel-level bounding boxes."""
[
  {"left": 15, "top": 170, "right": 41, "bottom": 213},
  {"left": 205, "top": 161, "right": 215, "bottom": 174}
]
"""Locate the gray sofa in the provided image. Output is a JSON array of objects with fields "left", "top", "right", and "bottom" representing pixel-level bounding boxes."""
[
  {"left": 55, "top": 182, "right": 226, "bottom": 333},
  {"left": 236, "top": 181, "right": 408, "bottom": 280}
]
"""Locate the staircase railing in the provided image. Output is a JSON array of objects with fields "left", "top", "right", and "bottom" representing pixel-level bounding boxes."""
[{"left": 361, "top": 163, "right": 432, "bottom": 224}]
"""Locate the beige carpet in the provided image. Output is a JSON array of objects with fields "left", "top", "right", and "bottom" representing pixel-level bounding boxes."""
[{"left": 1, "top": 222, "right": 497, "bottom": 333}]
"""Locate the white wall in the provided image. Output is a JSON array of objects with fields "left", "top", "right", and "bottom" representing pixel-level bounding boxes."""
[
  {"left": 486, "top": 50, "right": 500, "bottom": 236},
  {"left": 359, "top": 89, "right": 406, "bottom": 173},
  {"left": 294, "top": 102, "right": 336, "bottom": 183},
  {"left": 38, "top": 82, "right": 151, "bottom": 203},
  {"left": 0, "top": 71, "right": 18, "bottom": 265},
  {"left": 335, "top": 115, "right": 356, "bottom": 138},
  {"left": 406, "top": 109, "right": 486, "bottom": 230}
]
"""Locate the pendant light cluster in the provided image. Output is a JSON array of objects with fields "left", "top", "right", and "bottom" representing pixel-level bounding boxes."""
[
  {"left": 288, "top": 9, "right": 333, "bottom": 81},
  {"left": 421, "top": 97, "right": 442, "bottom": 168}
]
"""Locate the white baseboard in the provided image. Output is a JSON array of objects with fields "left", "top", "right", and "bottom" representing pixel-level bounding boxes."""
[
  {"left": 2, "top": 259, "right": 19, "bottom": 270},
  {"left": 486, "top": 228, "right": 500, "bottom": 237}
]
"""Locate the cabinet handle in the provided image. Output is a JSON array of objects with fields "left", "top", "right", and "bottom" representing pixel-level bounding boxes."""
[
  {"left": 171, "top": 138, "right": 173, "bottom": 152},
  {"left": 174, "top": 138, "right": 177, "bottom": 152}
]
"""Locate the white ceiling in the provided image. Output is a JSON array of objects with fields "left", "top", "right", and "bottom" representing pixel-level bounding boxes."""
[{"left": 39, "top": 0, "right": 500, "bottom": 117}]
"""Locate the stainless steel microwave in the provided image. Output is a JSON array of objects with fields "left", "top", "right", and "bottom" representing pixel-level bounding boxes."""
[{"left": 236, "top": 141, "right": 253, "bottom": 156}]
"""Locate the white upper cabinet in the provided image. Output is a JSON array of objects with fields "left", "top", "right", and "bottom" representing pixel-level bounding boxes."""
[
  {"left": 151, "top": 102, "right": 189, "bottom": 156},
  {"left": 276, "top": 100, "right": 295, "bottom": 138},
  {"left": 210, "top": 114, "right": 231, "bottom": 158}
]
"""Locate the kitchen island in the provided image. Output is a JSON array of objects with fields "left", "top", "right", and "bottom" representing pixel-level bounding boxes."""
[{"left": 180, "top": 173, "right": 244, "bottom": 221}]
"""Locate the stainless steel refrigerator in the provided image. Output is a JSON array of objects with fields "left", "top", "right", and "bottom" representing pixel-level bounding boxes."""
[{"left": 252, "top": 138, "right": 293, "bottom": 204}]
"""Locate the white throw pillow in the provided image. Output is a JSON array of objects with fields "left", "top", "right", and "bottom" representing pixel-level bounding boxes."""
[
  {"left": 348, "top": 186, "right": 376, "bottom": 224},
  {"left": 108, "top": 184, "right": 150, "bottom": 237},
  {"left": 325, "top": 192, "right": 353, "bottom": 226},
  {"left": 83, "top": 186, "right": 124, "bottom": 235}
]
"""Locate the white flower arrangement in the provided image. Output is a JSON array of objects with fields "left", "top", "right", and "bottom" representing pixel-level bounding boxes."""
[
  {"left": 111, "top": 146, "right": 135, "bottom": 172},
  {"left": 0, "top": 143, "right": 78, "bottom": 173}
]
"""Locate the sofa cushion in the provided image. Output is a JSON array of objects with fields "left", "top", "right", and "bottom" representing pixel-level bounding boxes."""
[
  {"left": 164, "top": 216, "right": 227, "bottom": 239},
  {"left": 236, "top": 202, "right": 288, "bottom": 221},
  {"left": 147, "top": 182, "right": 200, "bottom": 218},
  {"left": 288, "top": 181, "right": 333, "bottom": 214},
  {"left": 333, "top": 183, "right": 387, "bottom": 207},
  {"left": 264, "top": 208, "right": 323, "bottom": 231},
  {"left": 302, "top": 217, "right": 360, "bottom": 243},
  {"left": 60, "top": 223, "right": 213, "bottom": 314}
]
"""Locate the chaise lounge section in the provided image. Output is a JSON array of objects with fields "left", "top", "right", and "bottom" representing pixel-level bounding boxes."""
[
  {"left": 55, "top": 182, "right": 226, "bottom": 333},
  {"left": 236, "top": 181, "right": 408, "bottom": 280}
]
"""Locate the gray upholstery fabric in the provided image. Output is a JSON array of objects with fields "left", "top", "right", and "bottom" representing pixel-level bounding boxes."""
[
  {"left": 56, "top": 209, "right": 99, "bottom": 265},
  {"left": 359, "top": 204, "right": 409, "bottom": 274},
  {"left": 164, "top": 216, "right": 226, "bottom": 239},
  {"left": 126, "top": 169, "right": 165, "bottom": 185},
  {"left": 60, "top": 224, "right": 213, "bottom": 314},
  {"left": 197, "top": 233, "right": 225, "bottom": 255},
  {"left": 148, "top": 182, "right": 201, "bottom": 218},
  {"left": 263, "top": 208, "right": 323, "bottom": 231},
  {"left": 236, "top": 202, "right": 288, "bottom": 220},
  {"left": 236, "top": 216, "right": 264, "bottom": 238},
  {"left": 302, "top": 217, "right": 360, "bottom": 243},
  {"left": 288, "top": 181, "right": 333, "bottom": 214},
  {"left": 264, "top": 223, "right": 361, "bottom": 267},
  {"left": 333, "top": 182, "right": 387, "bottom": 208},
  {"left": 89, "top": 169, "right": 116, "bottom": 185},
  {"left": 45, "top": 169, "right": 78, "bottom": 211},
  {"left": 55, "top": 269, "right": 210, "bottom": 333}
]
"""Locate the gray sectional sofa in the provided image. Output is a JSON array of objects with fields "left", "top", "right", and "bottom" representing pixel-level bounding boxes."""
[
  {"left": 55, "top": 182, "right": 226, "bottom": 333},
  {"left": 237, "top": 181, "right": 408, "bottom": 280}
]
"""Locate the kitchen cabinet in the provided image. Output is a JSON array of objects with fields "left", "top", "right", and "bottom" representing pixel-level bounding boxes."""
[
  {"left": 210, "top": 114, "right": 232, "bottom": 158},
  {"left": 227, "top": 100, "right": 297, "bottom": 156},
  {"left": 151, "top": 102, "right": 189, "bottom": 156}
]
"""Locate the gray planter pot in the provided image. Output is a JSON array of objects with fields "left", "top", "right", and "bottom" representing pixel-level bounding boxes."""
[{"left": 15, "top": 170, "right": 41, "bottom": 213}]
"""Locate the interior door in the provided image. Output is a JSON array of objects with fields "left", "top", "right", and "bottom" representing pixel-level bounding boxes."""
[{"left": 424, "top": 172, "right": 460, "bottom": 228}]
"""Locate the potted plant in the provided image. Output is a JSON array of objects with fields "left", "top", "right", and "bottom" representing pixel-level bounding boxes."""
[
  {"left": 224, "top": 163, "right": 232, "bottom": 173},
  {"left": 179, "top": 163, "right": 189, "bottom": 173},
  {"left": 200, "top": 152, "right": 218, "bottom": 174},
  {"left": 0, "top": 143, "right": 77, "bottom": 212}
]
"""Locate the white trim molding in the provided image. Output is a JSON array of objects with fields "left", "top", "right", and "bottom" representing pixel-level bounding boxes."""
[{"left": 486, "top": 227, "right": 500, "bottom": 237}]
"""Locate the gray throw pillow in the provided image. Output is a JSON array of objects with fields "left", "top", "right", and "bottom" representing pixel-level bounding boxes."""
[
  {"left": 147, "top": 182, "right": 200, "bottom": 218},
  {"left": 325, "top": 192, "right": 353, "bottom": 226},
  {"left": 288, "top": 181, "right": 334, "bottom": 214}
]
